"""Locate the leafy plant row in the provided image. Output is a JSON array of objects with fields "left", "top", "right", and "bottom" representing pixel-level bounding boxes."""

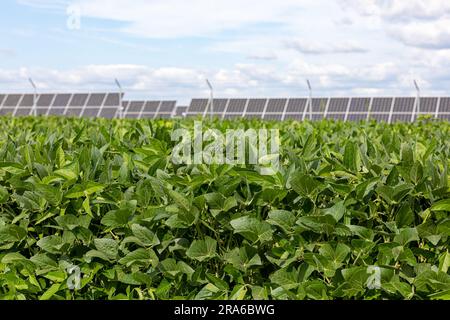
[{"left": 0, "top": 116, "right": 449, "bottom": 300}]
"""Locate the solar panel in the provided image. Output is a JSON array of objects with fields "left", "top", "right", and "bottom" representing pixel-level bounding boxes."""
[
  {"left": 37, "top": 108, "right": 49, "bottom": 116},
  {"left": 86, "top": 94, "right": 106, "bottom": 106},
  {"left": 66, "top": 108, "right": 83, "bottom": 117},
  {"left": 437, "top": 114, "right": 450, "bottom": 120},
  {"left": 226, "top": 99, "right": 247, "bottom": 113},
  {"left": 210, "top": 99, "right": 228, "bottom": 113},
  {"left": 0, "top": 108, "right": 15, "bottom": 116},
  {"left": 328, "top": 98, "right": 349, "bottom": 113},
  {"left": 371, "top": 98, "right": 392, "bottom": 112},
  {"left": 159, "top": 101, "right": 176, "bottom": 113},
  {"left": 285, "top": 99, "right": 307, "bottom": 113},
  {"left": 245, "top": 113, "right": 263, "bottom": 119},
  {"left": 143, "top": 101, "right": 159, "bottom": 112},
  {"left": 3, "top": 94, "right": 21, "bottom": 107},
  {"left": 246, "top": 99, "right": 267, "bottom": 113},
  {"left": 349, "top": 98, "right": 370, "bottom": 112},
  {"left": 311, "top": 98, "right": 329, "bottom": 113},
  {"left": 264, "top": 114, "right": 283, "bottom": 120},
  {"left": 266, "top": 99, "right": 287, "bottom": 113},
  {"left": 53, "top": 94, "right": 72, "bottom": 107},
  {"left": 347, "top": 113, "right": 368, "bottom": 121},
  {"left": 439, "top": 98, "right": 450, "bottom": 112},
  {"left": 327, "top": 113, "right": 346, "bottom": 120},
  {"left": 15, "top": 108, "right": 32, "bottom": 116},
  {"left": 0, "top": 94, "right": 5, "bottom": 106},
  {"left": 394, "top": 97, "right": 415, "bottom": 112},
  {"left": 99, "top": 108, "right": 117, "bottom": 119},
  {"left": 370, "top": 114, "right": 390, "bottom": 122},
  {"left": 48, "top": 108, "right": 65, "bottom": 116},
  {"left": 420, "top": 97, "right": 438, "bottom": 113},
  {"left": 37, "top": 94, "right": 54, "bottom": 107},
  {"left": 104, "top": 93, "right": 121, "bottom": 107},
  {"left": 391, "top": 114, "right": 412, "bottom": 122},
  {"left": 284, "top": 114, "right": 304, "bottom": 120},
  {"left": 70, "top": 94, "right": 88, "bottom": 107},
  {"left": 19, "top": 94, "right": 35, "bottom": 107},
  {"left": 175, "top": 106, "right": 188, "bottom": 117},
  {"left": 82, "top": 108, "right": 101, "bottom": 118},
  {"left": 188, "top": 99, "right": 208, "bottom": 113},
  {"left": 127, "top": 101, "right": 144, "bottom": 113}
]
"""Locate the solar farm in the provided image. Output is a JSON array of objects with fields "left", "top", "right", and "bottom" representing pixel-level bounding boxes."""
[
  {"left": 1, "top": 91, "right": 450, "bottom": 121},
  {"left": 0, "top": 86, "right": 449, "bottom": 301}
]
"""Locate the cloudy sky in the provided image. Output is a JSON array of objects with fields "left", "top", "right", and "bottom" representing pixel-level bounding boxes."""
[{"left": 1, "top": 0, "right": 450, "bottom": 102}]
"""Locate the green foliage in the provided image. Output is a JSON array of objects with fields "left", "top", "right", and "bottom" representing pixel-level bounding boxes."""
[{"left": 0, "top": 116, "right": 449, "bottom": 300}]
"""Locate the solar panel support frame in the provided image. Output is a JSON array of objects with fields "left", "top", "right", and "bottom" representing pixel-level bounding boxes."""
[
  {"left": 367, "top": 97, "right": 374, "bottom": 122},
  {"left": 242, "top": 99, "right": 251, "bottom": 118},
  {"left": 137, "top": 101, "right": 146, "bottom": 119},
  {"left": 12, "top": 94, "right": 25, "bottom": 117},
  {"left": 323, "top": 97, "right": 331, "bottom": 119},
  {"left": 261, "top": 99, "right": 270, "bottom": 120},
  {"left": 29, "top": 78, "right": 38, "bottom": 117},
  {"left": 95, "top": 93, "right": 108, "bottom": 119},
  {"left": 388, "top": 97, "right": 396, "bottom": 124},
  {"left": 344, "top": 98, "right": 352, "bottom": 122},
  {"left": 221, "top": 98, "right": 231, "bottom": 120},
  {"left": 45, "top": 94, "right": 58, "bottom": 117},
  {"left": 435, "top": 97, "right": 441, "bottom": 119},
  {"left": 281, "top": 98, "right": 290, "bottom": 121},
  {"left": 79, "top": 93, "right": 91, "bottom": 118},
  {"left": 63, "top": 94, "right": 74, "bottom": 116},
  {"left": 153, "top": 101, "right": 163, "bottom": 120}
]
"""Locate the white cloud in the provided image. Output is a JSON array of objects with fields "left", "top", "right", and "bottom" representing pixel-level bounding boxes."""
[{"left": 285, "top": 39, "right": 367, "bottom": 54}]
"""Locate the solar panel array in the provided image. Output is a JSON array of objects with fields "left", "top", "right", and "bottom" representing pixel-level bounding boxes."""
[
  {"left": 186, "top": 97, "right": 450, "bottom": 121},
  {"left": 121, "top": 100, "right": 177, "bottom": 119},
  {"left": 0, "top": 93, "right": 123, "bottom": 118},
  {"left": 1, "top": 93, "right": 449, "bottom": 121}
]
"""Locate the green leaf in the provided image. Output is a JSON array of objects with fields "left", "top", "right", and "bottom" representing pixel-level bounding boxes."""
[
  {"left": 431, "top": 199, "right": 450, "bottom": 212},
  {"left": 186, "top": 236, "right": 217, "bottom": 262},
  {"left": 394, "top": 228, "right": 419, "bottom": 246},
  {"left": 65, "top": 182, "right": 105, "bottom": 199},
  {"left": 94, "top": 238, "right": 119, "bottom": 260},
  {"left": 230, "top": 216, "right": 273, "bottom": 243}
]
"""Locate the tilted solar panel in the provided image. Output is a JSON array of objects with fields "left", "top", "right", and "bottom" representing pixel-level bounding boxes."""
[
  {"left": 143, "top": 101, "right": 159, "bottom": 112},
  {"left": 420, "top": 97, "right": 438, "bottom": 113},
  {"left": 48, "top": 108, "right": 65, "bottom": 116},
  {"left": 226, "top": 99, "right": 247, "bottom": 113},
  {"left": 37, "top": 94, "right": 54, "bottom": 107},
  {"left": 82, "top": 108, "right": 101, "bottom": 118},
  {"left": 394, "top": 97, "right": 415, "bottom": 112},
  {"left": 158, "top": 101, "right": 177, "bottom": 113},
  {"left": 3, "top": 94, "right": 22, "bottom": 107},
  {"left": 391, "top": 114, "right": 412, "bottom": 122},
  {"left": 86, "top": 94, "right": 105, "bottom": 106},
  {"left": 266, "top": 99, "right": 287, "bottom": 113},
  {"left": 371, "top": 98, "right": 392, "bottom": 112},
  {"left": 439, "top": 98, "right": 450, "bottom": 113},
  {"left": 104, "top": 93, "right": 121, "bottom": 107},
  {"left": 311, "top": 98, "right": 328, "bottom": 113},
  {"left": 328, "top": 98, "right": 349, "bottom": 113},
  {"left": 349, "top": 98, "right": 370, "bottom": 112},
  {"left": 347, "top": 113, "right": 368, "bottom": 121},
  {"left": 175, "top": 106, "right": 188, "bottom": 117},
  {"left": 370, "top": 114, "right": 390, "bottom": 122},
  {"left": 70, "top": 94, "right": 88, "bottom": 107},
  {"left": 188, "top": 99, "right": 209, "bottom": 113},
  {"left": 246, "top": 99, "right": 267, "bottom": 113},
  {"left": 66, "top": 108, "right": 83, "bottom": 117},
  {"left": 285, "top": 99, "right": 307, "bottom": 113},
  {"left": 327, "top": 113, "right": 346, "bottom": 120},
  {"left": 264, "top": 113, "right": 283, "bottom": 120},
  {"left": 0, "top": 94, "right": 5, "bottom": 106},
  {"left": 210, "top": 99, "right": 228, "bottom": 113},
  {"left": 53, "top": 94, "right": 72, "bottom": 107},
  {"left": 99, "top": 108, "right": 117, "bottom": 119}
]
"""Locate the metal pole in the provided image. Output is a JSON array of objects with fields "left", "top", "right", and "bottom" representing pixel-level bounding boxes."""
[
  {"left": 413, "top": 80, "right": 420, "bottom": 122},
  {"left": 28, "top": 78, "right": 37, "bottom": 116},
  {"left": 307, "top": 79, "right": 313, "bottom": 120},
  {"left": 115, "top": 78, "right": 124, "bottom": 119},
  {"left": 206, "top": 79, "right": 214, "bottom": 121}
]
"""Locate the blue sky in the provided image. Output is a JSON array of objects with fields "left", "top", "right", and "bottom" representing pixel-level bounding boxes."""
[{"left": 1, "top": 0, "right": 450, "bottom": 103}]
